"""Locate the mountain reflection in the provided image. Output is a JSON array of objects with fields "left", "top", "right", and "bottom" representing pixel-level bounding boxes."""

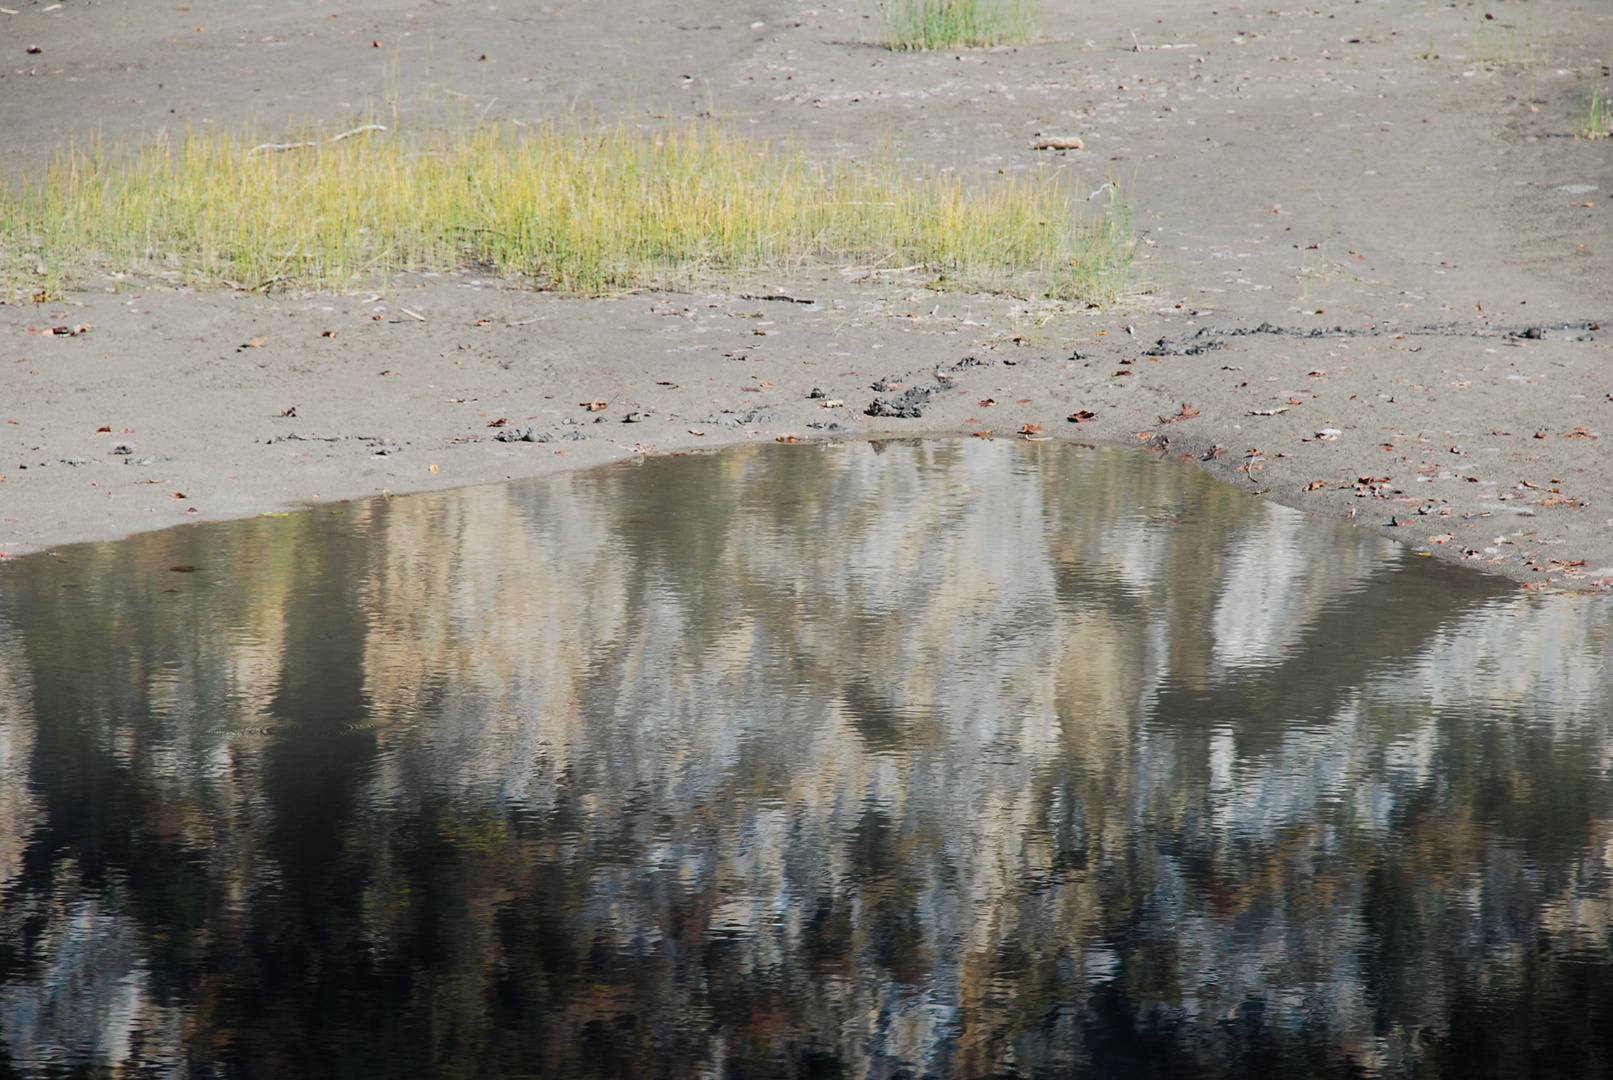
[{"left": 1, "top": 439, "right": 1610, "bottom": 1079}]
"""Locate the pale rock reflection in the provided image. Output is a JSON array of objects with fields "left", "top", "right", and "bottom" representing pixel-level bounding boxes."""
[
  {"left": 0, "top": 901, "right": 186, "bottom": 1077},
  {"left": 0, "top": 640, "right": 35, "bottom": 891}
]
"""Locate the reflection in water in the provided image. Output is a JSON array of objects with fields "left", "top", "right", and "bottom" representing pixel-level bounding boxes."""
[{"left": 0, "top": 439, "right": 1610, "bottom": 1079}]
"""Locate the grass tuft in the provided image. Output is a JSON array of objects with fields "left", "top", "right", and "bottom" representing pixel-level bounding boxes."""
[
  {"left": 878, "top": 0, "right": 1038, "bottom": 51},
  {"left": 1465, "top": 11, "right": 1538, "bottom": 66},
  {"left": 1578, "top": 75, "right": 1612, "bottom": 139},
  {"left": 1, "top": 120, "right": 1134, "bottom": 302}
]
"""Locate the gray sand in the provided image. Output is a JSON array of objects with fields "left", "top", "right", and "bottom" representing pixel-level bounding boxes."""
[{"left": 3, "top": 0, "right": 1609, "bottom": 587}]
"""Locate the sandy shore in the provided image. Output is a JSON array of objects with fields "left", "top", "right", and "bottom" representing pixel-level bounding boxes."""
[{"left": 3, "top": 0, "right": 1609, "bottom": 586}]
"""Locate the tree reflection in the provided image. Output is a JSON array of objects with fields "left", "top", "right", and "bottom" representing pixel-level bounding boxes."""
[{"left": 0, "top": 440, "right": 1608, "bottom": 1079}]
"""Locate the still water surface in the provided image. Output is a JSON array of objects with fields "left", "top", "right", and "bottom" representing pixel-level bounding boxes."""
[{"left": 1, "top": 440, "right": 1611, "bottom": 1079}]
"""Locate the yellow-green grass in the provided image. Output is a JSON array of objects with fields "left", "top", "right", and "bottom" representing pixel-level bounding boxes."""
[
  {"left": 879, "top": 0, "right": 1038, "bottom": 50},
  {"left": 1579, "top": 75, "right": 1611, "bottom": 139},
  {"left": 1, "top": 120, "right": 1132, "bottom": 301}
]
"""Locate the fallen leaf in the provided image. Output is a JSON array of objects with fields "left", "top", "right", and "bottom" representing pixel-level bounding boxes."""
[
  {"left": 1562, "top": 427, "right": 1597, "bottom": 439},
  {"left": 429, "top": 464, "right": 440, "bottom": 474},
  {"left": 184, "top": 507, "right": 199, "bottom": 515},
  {"left": 656, "top": 380, "right": 679, "bottom": 387},
  {"left": 1430, "top": 533, "right": 1454, "bottom": 544},
  {"left": 1534, "top": 431, "right": 1547, "bottom": 439},
  {"left": 170, "top": 492, "right": 187, "bottom": 499},
  {"left": 1159, "top": 403, "right": 1200, "bottom": 424},
  {"left": 758, "top": 380, "right": 774, "bottom": 388},
  {"left": 1304, "top": 480, "right": 1327, "bottom": 491},
  {"left": 581, "top": 399, "right": 609, "bottom": 411},
  {"left": 1016, "top": 398, "right": 1034, "bottom": 404},
  {"left": 1249, "top": 407, "right": 1290, "bottom": 416},
  {"left": 1067, "top": 409, "right": 1097, "bottom": 423},
  {"left": 474, "top": 318, "right": 492, "bottom": 326},
  {"left": 320, "top": 329, "right": 338, "bottom": 338},
  {"left": 688, "top": 429, "right": 706, "bottom": 436},
  {"left": 96, "top": 425, "right": 111, "bottom": 433},
  {"left": 242, "top": 337, "right": 267, "bottom": 348},
  {"left": 277, "top": 406, "right": 297, "bottom": 418},
  {"left": 980, "top": 397, "right": 998, "bottom": 407},
  {"left": 487, "top": 417, "right": 507, "bottom": 427},
  {"left": 1018, "top": 423, "right": 1044, "bottom": 436}
]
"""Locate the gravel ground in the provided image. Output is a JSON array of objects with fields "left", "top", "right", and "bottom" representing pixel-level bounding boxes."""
[{"left": 3, "top": 0, "right": 1609, "bottom": 586}]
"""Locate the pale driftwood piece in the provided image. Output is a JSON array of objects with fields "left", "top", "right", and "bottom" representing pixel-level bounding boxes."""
[{"left": 249, "top": 125, "right": 387, "bottom": 156}]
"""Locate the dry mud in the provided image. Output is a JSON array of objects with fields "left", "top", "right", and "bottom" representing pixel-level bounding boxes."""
[{"left": 3, "top": 0, "right": 1610, "bottom": 587}]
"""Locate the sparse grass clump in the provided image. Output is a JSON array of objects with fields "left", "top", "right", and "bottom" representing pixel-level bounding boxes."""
[
  {"left": 0, "top": 120, "right": 1132, "bottom": 301},
  {"left": 879, "top": 0, "right": 1038, "bottom": 51},
  {"left": 1465, "top": 11, "right": 1538, "bottom": 66},
  {"left": 1578, "top": 75, "right": 1611, "bottom": 139}
]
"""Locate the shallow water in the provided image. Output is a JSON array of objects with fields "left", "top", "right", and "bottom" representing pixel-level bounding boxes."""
[{"left": 1, "top": 439, "right": 1611, "bottom": 1079}]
